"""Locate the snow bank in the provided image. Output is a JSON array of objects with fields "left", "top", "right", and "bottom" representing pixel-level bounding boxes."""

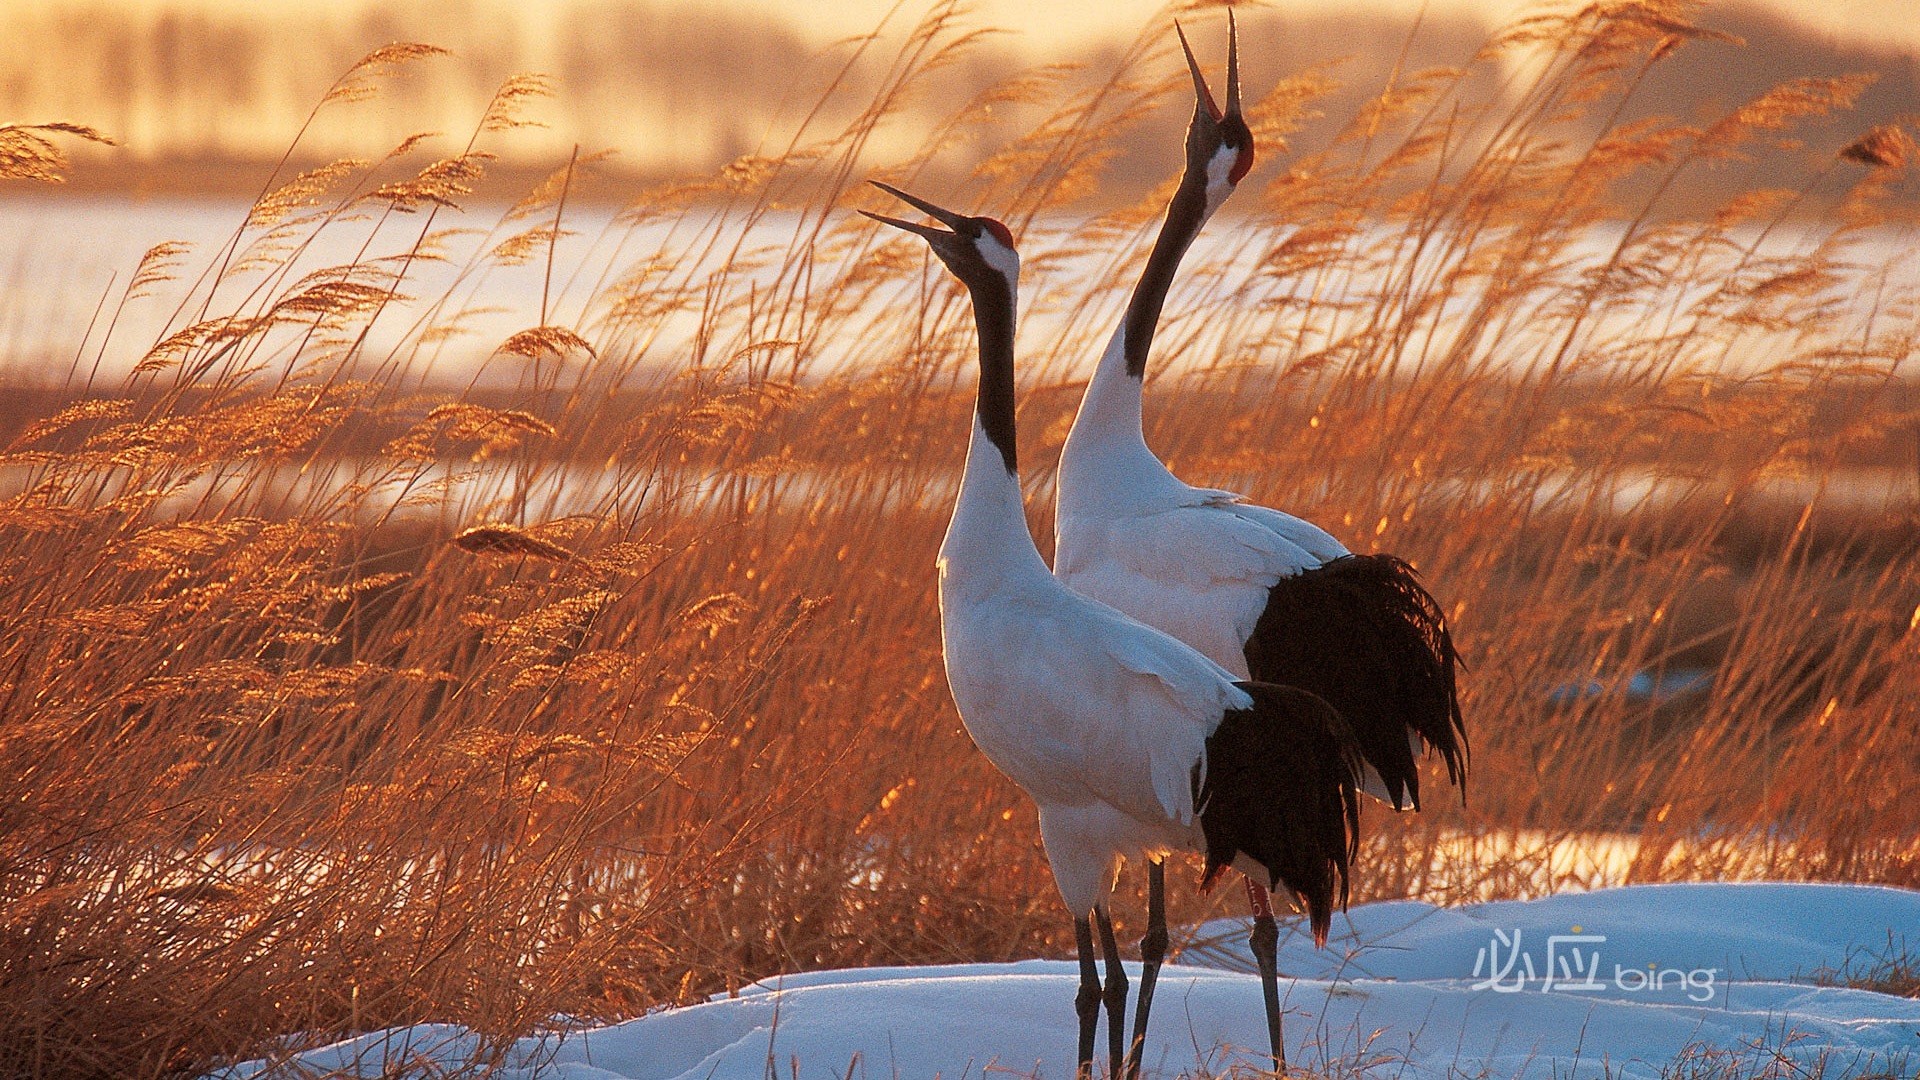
[{"left": 218, "top": 883, "right": 1920, "bottom": 1080}]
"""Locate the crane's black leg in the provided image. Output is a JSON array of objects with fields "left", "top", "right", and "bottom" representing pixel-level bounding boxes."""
[
  {"left": 1125, "top": 860, "right": 1167, "bottom": 1080},
  {"left": 1075, "top": 915, "right": 1100, "bottom": 1080},
  {"left": 1247, "top": 878, "right": 1286, "bottom": 1075},
  {"left": 1096, "top": 905, "right": 1129, "bottom": 1079}
]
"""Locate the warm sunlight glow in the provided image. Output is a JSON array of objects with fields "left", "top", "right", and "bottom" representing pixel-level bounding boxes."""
[
  {"left": 3, "top": 0, "right": 1914, "bottom": 178},
  {"left": 2, "top": 3, "right": 1915, "bottom": 1075}
]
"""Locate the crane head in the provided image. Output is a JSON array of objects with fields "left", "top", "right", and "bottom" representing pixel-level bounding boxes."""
[
  {"left": 1176, "top": 12, "right": 1254, "bottom": 202},
  {"left": 862, "top": 182, "right": 1019, "bottom": 291}
]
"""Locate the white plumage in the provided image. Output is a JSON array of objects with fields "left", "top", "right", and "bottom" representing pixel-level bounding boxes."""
[
  {"left": 1056, "top": 484, "right": 1347, "bottom": 682},
  {"left": 1054, "top": 17, "right": 1465, "bottom": 811},
  {"left": 863, "top": 180, "right": 1361, "bottom": 1080},
  {"left": 941, "top": 550, "right": 1245, "bottom": 910},
  {"left": 1054, "top": 17, "right": 1342, "bottom": 679},
  {"left": 1048, "top": 22, "right": 1467, "bottom": 1074},
  {"left": 904, "top": 212, "right": 1263, "bottom": 916}
]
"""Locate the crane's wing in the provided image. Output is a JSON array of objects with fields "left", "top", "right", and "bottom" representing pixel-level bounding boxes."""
[
  {"left": 1058, "top": 490, "right": 1345, "bottom": 673},
  {"left": 943, "top": 591, "right": 1249, "bottom": 829},
  {"left": 1211, "top": 495, "right": 1350, "bottom": 565}
]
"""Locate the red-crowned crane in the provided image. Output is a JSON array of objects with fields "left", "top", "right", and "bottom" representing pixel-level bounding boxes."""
[
  {"left": 863, "top": 182, "right": 1363, "bottom": 1080},
  {"left": 1052, "top": 17, "right": 1469, "bottom": 1070}
]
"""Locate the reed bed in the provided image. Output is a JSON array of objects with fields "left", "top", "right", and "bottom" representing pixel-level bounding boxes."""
[{"left": 1, "top": 2, "right": 1916, "bottom": 1076}]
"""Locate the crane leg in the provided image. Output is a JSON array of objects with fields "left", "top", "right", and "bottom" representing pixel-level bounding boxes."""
[
  {"left": 1246, "top": 877, "right": 1286, "bottom": 1075},
  {"left": 1125, "top": 860, "right": 1167, "bottom": 1080},
  {"left": 1096, "top": 905, "right": 1129, "bottom": 1079},
  {"left": 1075, "top": 916, "right": 1100, "bottom": 1080}
]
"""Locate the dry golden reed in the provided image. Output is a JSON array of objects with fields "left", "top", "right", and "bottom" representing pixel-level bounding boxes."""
[
  {"left": 0, "top": 2, "right": 1916, "bottom": 1076},
  {"left": 0, "top": 121, "right": 115, "bottom": 184}
]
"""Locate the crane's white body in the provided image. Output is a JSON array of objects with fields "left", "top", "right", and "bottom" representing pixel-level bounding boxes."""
[
  {"left": 1055, "top": 326, "right": 1347, "bottom": 680},
  {"left": 1055, "top": 322, "right": 1423, "bottom": 806},
  {"left": 1055, "top": 140, "right": 1345, "bottom": 674},
  {"left": 1053, "top": 118, "right": 1449, "bottom": 810},
  {"left": 938, "top": 346, "right": 1254, "bottom": 916},
  {"left": 864, "top": 53, "right": 1375, "bottom": 1069}
]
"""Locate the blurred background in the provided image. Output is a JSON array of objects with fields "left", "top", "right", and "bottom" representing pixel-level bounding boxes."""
[{"left": 5, "top": 0, "right": 1917, "bottom": 202}]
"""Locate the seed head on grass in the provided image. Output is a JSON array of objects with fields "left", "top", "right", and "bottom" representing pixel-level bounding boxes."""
[
  {"left": 0, "top": 121, "right": 114, "bottom": 183},
  {"left": 454, "top": 523, "right": 578, "bottom": 563}
]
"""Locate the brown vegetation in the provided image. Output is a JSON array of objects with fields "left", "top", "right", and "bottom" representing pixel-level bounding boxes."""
[{"left": 1, "top": 2, "right": 1917, "bottom": 1076}]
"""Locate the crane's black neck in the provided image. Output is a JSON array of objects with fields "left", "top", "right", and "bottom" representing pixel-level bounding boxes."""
[
  {"left": 1121, "top": 179, "right": 1209, "bottom": 379},
  {"left": 970, "top": 274, "right": 1019, "bottom": 475}
]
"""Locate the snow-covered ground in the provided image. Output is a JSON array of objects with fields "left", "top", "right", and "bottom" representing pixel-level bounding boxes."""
[{"left": 221, "top": 883, "right": 1920, "bottom": 1080}]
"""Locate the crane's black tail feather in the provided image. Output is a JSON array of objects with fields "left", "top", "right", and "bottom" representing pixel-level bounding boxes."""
[
  {"left": 1244, "top": 553, "right": 1467, "bottom": 811},
  {"left": 1195, "top": 682, "right": 1363, "bottom": 947}
]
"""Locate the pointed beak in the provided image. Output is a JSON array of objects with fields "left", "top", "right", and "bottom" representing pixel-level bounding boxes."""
[
  {"left": 1176, "top": 22, "right": 1223, "bottom": 124},
  {"left": 862, "top": 181, "right": 970, "bottom": 240},
  {"left": 1175, "top": 14, "right": 1242, "bottom": 125},
  {"left": 1226, "top": 9, "right": 1242, "bottom": 120}
]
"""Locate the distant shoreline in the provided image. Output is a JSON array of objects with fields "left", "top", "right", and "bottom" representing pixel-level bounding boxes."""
[{"left": 5, "top": 157, "right": 679, "bottom": 206}]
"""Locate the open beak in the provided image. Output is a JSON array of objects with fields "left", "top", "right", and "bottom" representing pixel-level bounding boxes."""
[
  {"left": 1176, "top": 10, "right": 1241, "bottom": 125},
  {"left": 861, "top": 181, "right": 970, "bottom": 240}
]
